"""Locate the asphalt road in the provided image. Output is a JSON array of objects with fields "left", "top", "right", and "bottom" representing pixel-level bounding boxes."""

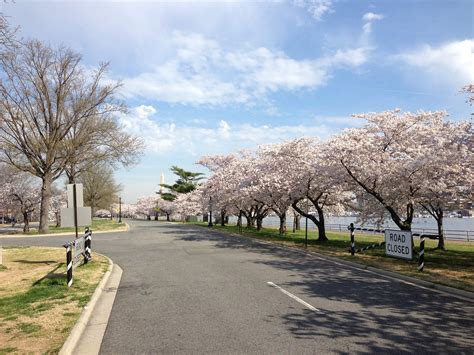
[{"left": 1, "top": 220, "right": 473, "bottom": 354}]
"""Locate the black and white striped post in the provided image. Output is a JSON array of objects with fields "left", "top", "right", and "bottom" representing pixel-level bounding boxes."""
[
  {"left": 348, "top": 223, "right": 355, "bottom": 256},
  {"left": 65, "top": 243, "right": 73, "bottom": 287},
  {"left": 84, "top": 227, "right": 92, "bottom": 263},
  {"left": 418, "top": 235, "right": 425, "bottom": 272}
]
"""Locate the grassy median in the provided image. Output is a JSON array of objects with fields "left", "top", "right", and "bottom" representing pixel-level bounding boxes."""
[
  {"left": 24, "top": 218, "right": 126, "bottom": 235},
  {"left": 193, "top": 222, "right": 474, "bottom": 293},
  {"left": 0, "top": 247, "right": 108, "bottom": 354}
]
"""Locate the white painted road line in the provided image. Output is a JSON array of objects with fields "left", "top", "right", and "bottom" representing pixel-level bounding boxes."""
[{"left": 267, "top": 282, "right": 321, "bottom": 312}]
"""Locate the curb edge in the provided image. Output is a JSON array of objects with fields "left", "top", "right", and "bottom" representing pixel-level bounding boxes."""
[{"left": 59, "top": 253, "right": 114, "bottom": 355}]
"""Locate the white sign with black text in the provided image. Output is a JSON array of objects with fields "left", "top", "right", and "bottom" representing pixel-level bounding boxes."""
[
  {"left": 73, "top": 236, "right": 85, "bottom": 267},
  {"left": 385, "top": 229, "right": 413, "bottom": 260}
]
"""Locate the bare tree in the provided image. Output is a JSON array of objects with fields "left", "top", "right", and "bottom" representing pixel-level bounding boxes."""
[
  {"left": 0, "top": 14, "right": 18, "bottom": 52},
  {"left": 78, "top": 164, "right": 121, "bottom": 217},
  {"left": 63, "top": 114, "right": 143, "bottom": 184},
  {"left": 0, "top": 40, "right": 124, "bottom": 233}
]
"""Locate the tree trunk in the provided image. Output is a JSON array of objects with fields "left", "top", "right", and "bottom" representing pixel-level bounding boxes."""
[
  {"left": 220, "top": 210, "right": 226, "bottom": 226},
  {"left": 55, "top": 211, "right": 60, "bottom": 227},
  {"left": 23, "top": 211, "right": 29, "bottom": 233},
  {"left": 154, "top": 211, "right": 158, "bottom": 220},
  {"left": 246, "top": 216, "right": 256, "bottom": 228},
  {"left": 293, "top": 214, "right": 301, "bottom": 232},
  {"left": 166, "top": 213, "right": 170, "bottom": 222},
  {"left": 256, "top": 217, "right": 263, "bottom": 231},
  {"left": 39, "top": 173, "right": 52, "bottom": 234},
  {"left": 278, "top": 213, "right": 287, "bottom": 235},
  {"left": 236, "top": 212, "right": 241, "bottom": 227},
  {"left": 435, "top": 209, "right": 445, "bottom": 250},
  {"left": 292, "top": 200, "right": 328, "bottom": 241},
  {"left": 315, "top": 206, "right": 328, "bottom": 241}
]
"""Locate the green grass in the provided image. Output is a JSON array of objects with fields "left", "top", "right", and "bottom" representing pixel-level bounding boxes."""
[
  {"left": 191, "top": 222, "right": 474, "bottom": 292},
  {"left": 0, "top": 277, "right": 68, "bottom": 319},
  {"left": 0, "top": 265, "right": 7, "bottom": 271},
  {"left": 25, "top": 218, "right": 126, "bottom": 235},
  {"left": 17, "top": 322, "right": 42, "bottom": 334},
  {"left": 0, "top": 247, "right": 109, "bottom": 353}
]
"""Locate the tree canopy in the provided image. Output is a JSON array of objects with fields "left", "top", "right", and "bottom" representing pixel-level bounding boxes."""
[{"left": 159, "top": 166, "right": 203, "bottom": 201}]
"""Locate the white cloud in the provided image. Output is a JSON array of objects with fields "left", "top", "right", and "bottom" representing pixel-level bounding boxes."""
[
  {"left": 121, "top": 32, "right": 368, "bottom": 106},
  {"left": 362, "top": 12, "right": 384, "bottom": 22},
  {"left": 395, "top": 39, "right": 474, "bottom": 86},
  {"left": 117, "top": 105, "right": 337, "bottom": 156},
  {"left": 362, "top": 12, "right": 384, "bottom": 35},
  {"left": 293, "top": 0, "right": 334, "bottom": 21}
]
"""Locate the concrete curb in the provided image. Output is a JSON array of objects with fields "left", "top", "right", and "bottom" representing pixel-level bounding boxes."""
[
  {"left": 200, "top": 227, "right": 474, "bottom": 303},
  {"left": 59, "top": 254, "right": 122, "bottom": 355}
]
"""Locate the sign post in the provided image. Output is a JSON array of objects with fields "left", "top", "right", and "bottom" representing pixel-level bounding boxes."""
[{"left": 384, "top": 229, "right": 413, "bottom": 260}]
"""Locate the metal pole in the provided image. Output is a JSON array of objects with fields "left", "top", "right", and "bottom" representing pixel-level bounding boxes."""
[
  {"left": 349, "top": 223, "right": 355, "bottom": 256},
  {"left": 119, "top": 197, "right": 122, "bottom": 223},
  {"left": 305, "top": 198, "right": 308, "bottom": 248},
  {"left": 73, "top": 184, "right": 78, "bottom": 239}
]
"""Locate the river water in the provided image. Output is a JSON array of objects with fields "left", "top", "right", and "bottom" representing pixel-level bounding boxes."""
[{"left": 228, "top": 215, "right": 474, "bottom": 240}]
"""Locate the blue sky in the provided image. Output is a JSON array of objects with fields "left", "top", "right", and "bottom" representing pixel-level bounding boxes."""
[{"left": 2, "top": 0, "right": 473, "bottom": 203}]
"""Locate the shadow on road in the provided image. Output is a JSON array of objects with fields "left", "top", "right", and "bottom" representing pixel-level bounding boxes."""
[{"left": 165, "top": 224, "right": 474, "bottom": 354}]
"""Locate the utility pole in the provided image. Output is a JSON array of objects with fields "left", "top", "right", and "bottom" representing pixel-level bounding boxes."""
[{"left": 119, "top": 197, "right": 122, "bottom": 223}]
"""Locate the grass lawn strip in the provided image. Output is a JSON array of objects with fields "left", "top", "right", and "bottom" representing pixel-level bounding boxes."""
[
  {"left": 191, "top": 223, "right": 474, "bottom": 293},
  {"left": 24, "top": 218, "right": 126, "bottom": 235},
  {"left": 0, "top": 247, "right": 108, "bottom": 354}
]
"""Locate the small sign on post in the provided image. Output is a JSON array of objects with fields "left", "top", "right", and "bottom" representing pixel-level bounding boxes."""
[
  {"left": 63, "top": 228, "right": 93, "bottom": 287},
  {"left": 73, "top": 236, "right": 85, "bottom": 267},
  {"left": 385, "top": 229, "right": 413, "bottom": 260}
]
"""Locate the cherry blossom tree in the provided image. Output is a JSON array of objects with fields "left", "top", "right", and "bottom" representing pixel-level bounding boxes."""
[
  {"left": 136, "top": 195, "right": 158, "bottom": 220},
  {"left": 49, "top": 186, "right": 67, "bottom": 227},
  {"left": 172, "top": 187, "right": 205, "bottom": 221},
  {"left": 0, "top": 164, "right": 41, "bottom": 232},
  {"left": 329, "top": 109, "right": 472, "bottom": 250},
  {"left": 198, "top": 152, "right": 268, "bottom": 229},
  {"left": 260, "top": 138, "right": 348, "bottom": 241},
  {"left": 156, "top": 197, "right": 175, "bottom": 221}
]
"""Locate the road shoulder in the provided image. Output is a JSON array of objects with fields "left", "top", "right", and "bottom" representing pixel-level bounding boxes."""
[{"left": 59, "top": 255, "right": 123, "bottom": 355}]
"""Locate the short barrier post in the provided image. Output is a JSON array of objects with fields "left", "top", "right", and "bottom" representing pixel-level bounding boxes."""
[
  {"left": 84, "top": 227, "right": 92, "bottom": 263},
  {"left": 348, "top": 223, "right": 355, "bottom": 256},
  {"left": 418, "top": 235, "right": 425, "bottom": 272},
  {"left": 65, "top": 243, "right": 73, "bottom": 287}
]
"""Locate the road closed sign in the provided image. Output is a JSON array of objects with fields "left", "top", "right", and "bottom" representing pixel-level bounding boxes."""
[{"left": 385, "top": 229, "right": 413, "bottom": 260}]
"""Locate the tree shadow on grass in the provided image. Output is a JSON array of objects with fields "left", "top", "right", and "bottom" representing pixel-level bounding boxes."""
[
  {"left": 32, "top": 263, "right": 66, "bottom": 286},
  {"left": 14, "top": 260, "right": 57, "bottom": 265}
]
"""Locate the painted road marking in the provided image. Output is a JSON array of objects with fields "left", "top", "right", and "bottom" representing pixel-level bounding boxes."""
[{"left": 267, "top": 282, "right": 321, "bottom": 312}]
